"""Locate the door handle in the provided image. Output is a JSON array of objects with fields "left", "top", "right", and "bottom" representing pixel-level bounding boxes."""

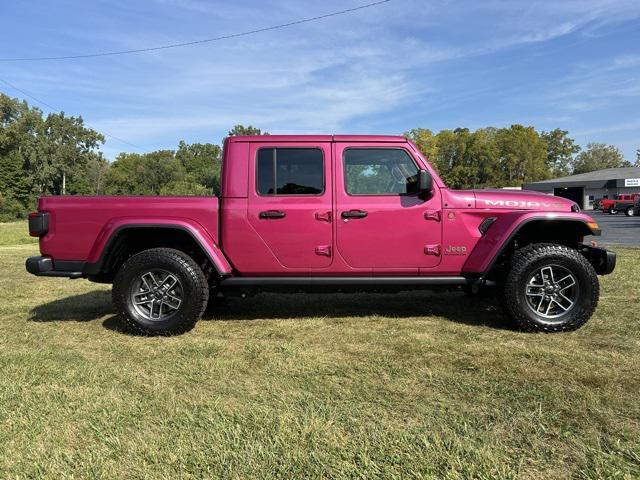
[
  {"left": 259, "top": 210, "right": 286, "bottom": 219},
  {"left": 315, "top": 211, "right": 332, "bottom": 222},
  {"left": 341, "top": 209, "right": 368, "bottom": 219}
]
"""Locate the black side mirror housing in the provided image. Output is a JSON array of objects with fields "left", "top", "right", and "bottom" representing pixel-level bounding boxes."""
[{"left": 418, "top": 169, "right": 433, "bottom": 196}]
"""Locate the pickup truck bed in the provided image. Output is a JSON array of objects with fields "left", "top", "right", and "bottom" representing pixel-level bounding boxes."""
[
  {"left": 29, "top": 195, "right": 232, "bottom": 282},
  {"left": 37, "top": 196, "right": 219, "bottom": 263}
]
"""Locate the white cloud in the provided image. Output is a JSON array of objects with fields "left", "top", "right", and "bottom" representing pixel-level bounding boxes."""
[
  {"left": 574, "top": 120, "right": 640, "bottom": 137},
  {"left": 4, "top": 0, "right": 640, "bottom": 160}
]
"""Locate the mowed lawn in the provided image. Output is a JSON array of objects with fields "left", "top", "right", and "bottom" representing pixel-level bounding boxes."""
[{"left": 0, "top": 221, "right": 639, "bottom": 479}]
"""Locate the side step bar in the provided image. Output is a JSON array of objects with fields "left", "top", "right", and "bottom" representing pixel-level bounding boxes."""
[{"left": 219, "top": 276, "right": 468, "bottom": 287}]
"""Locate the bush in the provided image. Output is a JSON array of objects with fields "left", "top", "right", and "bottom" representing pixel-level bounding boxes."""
[
  {"left": 0, "top": 195, "right": 29, "bottom": 222},
  {"left": 159, "top": 181, "right": 211, "bottom": 196}
]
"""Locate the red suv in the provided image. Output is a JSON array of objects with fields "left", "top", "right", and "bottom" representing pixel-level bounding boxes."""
[{"left": 600, "top": 194, "right": 640, "bottom": 216}]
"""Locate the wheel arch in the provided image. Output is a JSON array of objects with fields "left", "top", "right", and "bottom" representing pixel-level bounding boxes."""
[
  {"left": 463, "top": 214, "right": 600, "bottom": 279},
  {"left": 84, "top": 220, "right": 232, "bottom": 281}
]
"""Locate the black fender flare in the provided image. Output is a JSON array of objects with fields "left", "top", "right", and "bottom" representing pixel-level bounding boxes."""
[
  {"left": 463, "top": 215, "right": 600, "bottom": 277},
  {"left": 83, "top": 223, "right": 232, "bottom": 276}
]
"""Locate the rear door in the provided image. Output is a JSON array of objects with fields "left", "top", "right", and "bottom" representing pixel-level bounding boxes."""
[
  {"left": 247, "top": 143, "right": 333, "bottom": 270},
  {"left": 334, "top": 143, "right": 442, "bottom": 270}
]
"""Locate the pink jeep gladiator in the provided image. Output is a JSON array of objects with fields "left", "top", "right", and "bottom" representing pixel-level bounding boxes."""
[{"left": 26, "top": 135, "right": 616, "bottom": 334}]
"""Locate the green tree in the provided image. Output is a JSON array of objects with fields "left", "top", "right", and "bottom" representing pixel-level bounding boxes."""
[
  {"left": 431, "top": 128, "right": 499, "bottom": 189},
  {"left": 227, "top": 124, "right": 269, "bottom": 136},
  {"left": 495, "top": 125, "right": 549, "bottom": 185},
  {"left": 104, "top": 150, "right": 184, "bottom": 195},
  {"left": 465, "top": 127, "right": 499, "bottom": 187},
  {"left": 432, "top": 129, "right": 469, "bottom": 187},
  {"left": 160, "top": 180, "right": 210, "bottom": 196},
  {"left": 104, "top": 141, "right": 226, "bottom": 196},
  {"left": 541, "top": 128, "right": 581, "bottom": 177},
  {"left": 102, "top": 152, "right": 142, "bottom": 195},
  {"left": 41, "top": 112, "right": 104, "bottom": 195},
  {"left": 572, "top": 143, "right": 630, "bottom": 174},
  {"left": 0, "top": 93, "right": 104, "bottom": 218},
  {"left": 407, "top": 127, "right": 500, "bottom": 189},
  {"left": 175, "top": 141, "right": 221, "bottom": 194},
  {"left": 68, "top": 152, "right": 109, "bottom": 194},
  {"left": 405, "top": 128, "right": 439, "bottom": 161},
  {"left": 0, "top": 94, "right": 44, "bottom": 214},
  {"left": 0, "top": 150, "right": 31, "bottom": 216}
]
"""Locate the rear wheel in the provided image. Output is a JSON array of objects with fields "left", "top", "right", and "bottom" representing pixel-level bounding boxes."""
[
  {"left": 113, "top": 248, "right": 209, "bottom": 335},
  {"left": 625, "top": 206, "right": 634, "bottom": 217},
  {"left": 502, "top": 243, "right": 599, "bottom": 332}
]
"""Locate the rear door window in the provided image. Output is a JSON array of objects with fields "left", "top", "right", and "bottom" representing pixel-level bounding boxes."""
[{"left": 256, "top": 148, "right": 324, "bottom": 195}]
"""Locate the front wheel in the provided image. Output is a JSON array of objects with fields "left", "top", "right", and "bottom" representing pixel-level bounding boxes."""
[
  {"left": 502, "top": 243, "right": 599, "bottom": 332},
  {"left": 609, "top": 208, "right": 618, "bottom": 215},
  {"left": 113, "top": 248, "right": 209, "bottom": 335}
]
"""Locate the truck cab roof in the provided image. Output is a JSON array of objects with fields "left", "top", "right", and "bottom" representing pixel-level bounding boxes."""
[{"left": 226, "top": 135, "right": 407, "bottom": 143}]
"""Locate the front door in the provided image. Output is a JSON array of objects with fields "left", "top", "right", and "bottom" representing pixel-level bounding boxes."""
[
  {"left": 247, "top": 143, "right": 333, "bottom": 270},
  {"left": 335, "top": 144, "right": 442, "bottom": 270}
]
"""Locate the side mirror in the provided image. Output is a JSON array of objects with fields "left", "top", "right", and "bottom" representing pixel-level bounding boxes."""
[{"left": 417, "top": 169, "right": 433, "bottom": 195}]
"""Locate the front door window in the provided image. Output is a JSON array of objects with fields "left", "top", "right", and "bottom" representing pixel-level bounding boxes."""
[{"left": 343, "top": 148, "right": 419, "bottom": 195}]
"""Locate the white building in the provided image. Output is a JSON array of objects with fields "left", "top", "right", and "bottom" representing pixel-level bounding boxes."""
[{"left": 523, "top": 167, "right": 640, "bottom": 210}]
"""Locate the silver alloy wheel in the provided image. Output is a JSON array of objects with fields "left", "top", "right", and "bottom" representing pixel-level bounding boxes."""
[
  {"left": 524, "top": 265, "right": 579, "bottom": 320},
  {"left": 130, "top": 269, "right": 183, "bottom": 321}
]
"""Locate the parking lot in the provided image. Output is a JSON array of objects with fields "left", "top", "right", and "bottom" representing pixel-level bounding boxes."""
[{"left": 590, "top": 210, "right": 640, "bottom": 246}]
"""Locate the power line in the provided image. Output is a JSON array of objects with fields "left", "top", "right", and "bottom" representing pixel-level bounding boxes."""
[
  {"left": 0, "top": 77, "right": 145, "bottom": 151},
  {"left": 0, "top": 0, "right": 392, "bottom": 62}
]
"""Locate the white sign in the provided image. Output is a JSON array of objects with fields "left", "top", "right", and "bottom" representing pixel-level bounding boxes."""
[{"left": 625, "top": 178, "right": 640, "bottom": 187}]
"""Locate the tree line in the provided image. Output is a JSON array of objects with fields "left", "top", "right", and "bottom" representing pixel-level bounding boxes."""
[
  {"left": 0, "top": 92, "right": 637, "bottom": 221},
  {"left": 405, "top": 127, "right": 637, "bottom": 189}
]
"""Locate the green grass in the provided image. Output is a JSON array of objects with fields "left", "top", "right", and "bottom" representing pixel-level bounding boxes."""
[
  {"left": 0, "top": 221, "right": 638, "bottom": 479},
  {"left": 0, "top": 221, "right": 37, "bottom": 246}
]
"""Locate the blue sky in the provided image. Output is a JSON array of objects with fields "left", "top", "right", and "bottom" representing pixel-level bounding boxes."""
[{"left": 1, "top": 0, "right": 639, "bottom": 161}]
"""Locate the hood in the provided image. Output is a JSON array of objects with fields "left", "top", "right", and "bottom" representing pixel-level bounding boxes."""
[{"left": 473, "top": 189, "right": 576, "bottom": 212}]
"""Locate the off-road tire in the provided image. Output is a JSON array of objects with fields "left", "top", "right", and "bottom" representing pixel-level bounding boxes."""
[
  {"left": 502, "top": 243, "right": 599, "bottom": 332},
  {"left": 625, "top": 206, "right": 634, "bottom": 217},
  {"left": 113, "top": 248, "right": 209, "bottom": 335}
]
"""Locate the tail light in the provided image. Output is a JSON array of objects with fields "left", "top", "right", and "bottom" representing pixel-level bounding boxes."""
[{"left": 28, "top": 212, "right": 49, "bottom": 237}]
